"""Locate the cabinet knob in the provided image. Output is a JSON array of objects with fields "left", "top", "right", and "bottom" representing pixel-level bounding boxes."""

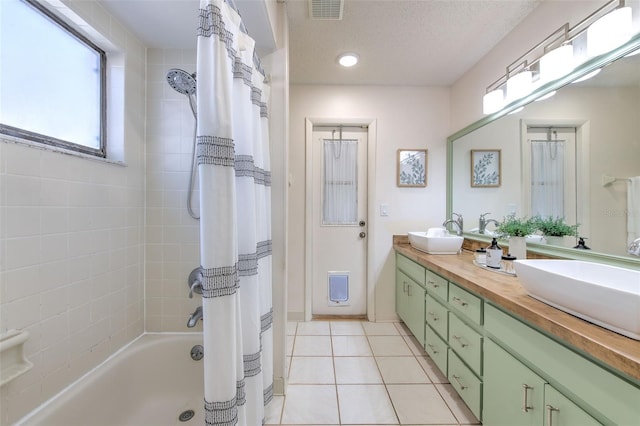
[
  {"left": 452, "top": 296, "right": 468, "bottom": 307},
  {"left": 451, "top": 374, "right": 468, "bottom": 390},
  {"left": 452, "top": 334, "right": 469, "bottom": 348}
]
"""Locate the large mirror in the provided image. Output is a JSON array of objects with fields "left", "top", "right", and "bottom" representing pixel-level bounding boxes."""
[{"left": 447, "top": 34, "right": 640, "bottom": 268}]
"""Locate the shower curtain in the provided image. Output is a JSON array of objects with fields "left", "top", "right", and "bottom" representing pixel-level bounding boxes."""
[
  {"left": 196, "top": 1, "right": 273, "bottom": 425},
  {"left": 530, "top": 140, "right": 565, "bottom": 218}
]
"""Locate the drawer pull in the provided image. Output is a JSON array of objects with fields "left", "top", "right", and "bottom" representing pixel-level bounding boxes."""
[
  {"left": 452, "top": 334, "right": 469, "bottom": 348},
  {"left": 427, "top": 311, "right": 439, "bottom": 321},
  {"left": 452, "top": 296, "right": 468, "bottom": 307},
  {"left": 451, "top": 374, "right": 467, "bottom": 390},
  {"left": 546, "top": 404, "right": 559, "bottom": 426},
  {"left": 403, "top": 281, "right": 408, "bottom": 293},
  {"left": 426, "top": 344, "right": 438, "bottom": 355},
  {"left": 522, "top": 384, "right": 533, "bottom": 413},
  {"left": 427, "top": 280, "right": 440, "bottom": 288},
  {"left": 407, "top": 284, "right": 413, "bottom": 297}
]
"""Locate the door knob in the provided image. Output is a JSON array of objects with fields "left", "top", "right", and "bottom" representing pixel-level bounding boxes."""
[
  {"left": 359, "top": 220, "right": 366, "bottom": 227},
  {"left": 359, "top": 232, "right": 366, "bottom": 238}
]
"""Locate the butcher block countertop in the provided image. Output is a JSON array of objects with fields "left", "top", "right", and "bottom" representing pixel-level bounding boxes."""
[{"left": 393, "top": 236, "right": 640, "bottom": 382}]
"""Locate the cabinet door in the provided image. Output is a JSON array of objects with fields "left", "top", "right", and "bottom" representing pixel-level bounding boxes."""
[
  {"left": 484, "top": 339, "right": 545, "bottom": 426},
  {"left": 405, "top": 281, "right": 426, "bottom": 343},
  {"left": 544, "top": 385, "right": 602, "bottom": 426}
]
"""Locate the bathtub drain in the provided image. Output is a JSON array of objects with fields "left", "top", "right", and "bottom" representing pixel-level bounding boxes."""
[
  {"left": 191, "top": 345, "right": 204, "bottom": 361},
  {"left": 179, "top": 409, "right": 195, "bottom": 422}
]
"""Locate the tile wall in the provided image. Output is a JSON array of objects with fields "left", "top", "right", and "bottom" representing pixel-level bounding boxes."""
[
  {"left": 145, "top": 49, "right": 202, "bottom": 332},
  {"left": 0, "top": 1, "right": 146, "bottom": 423}
]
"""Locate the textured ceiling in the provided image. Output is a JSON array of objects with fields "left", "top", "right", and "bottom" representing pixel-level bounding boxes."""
[
  {"left": 98, "top": 0, "right": 542, "bottom": 86},
  {"left": 287, "top": 0, "right": 541, "bottom": 85}
]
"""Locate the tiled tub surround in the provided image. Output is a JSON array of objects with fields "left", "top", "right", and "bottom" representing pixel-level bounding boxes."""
[{"left": 394, "top": 235, "right": 640, "bottom": 425}]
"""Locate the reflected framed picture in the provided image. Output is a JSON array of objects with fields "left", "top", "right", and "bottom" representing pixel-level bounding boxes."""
[
  {"left": 397, "top": 149, "right": 427, "bottom": 187},
  {"left": 471, "top": 149, "right": 501, "bottom": 187}
]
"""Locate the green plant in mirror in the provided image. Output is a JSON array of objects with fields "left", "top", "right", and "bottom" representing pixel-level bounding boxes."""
[
  {"left": 533, "top": 216, "right": 579, "bottom": 237},
  {"left": 495, "top": 215, "right": 537, "bottom": 238}
]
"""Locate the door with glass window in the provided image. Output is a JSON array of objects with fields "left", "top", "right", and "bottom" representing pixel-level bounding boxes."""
[{"left": 311, "top": 126, "right": 368, "bottom": 316}]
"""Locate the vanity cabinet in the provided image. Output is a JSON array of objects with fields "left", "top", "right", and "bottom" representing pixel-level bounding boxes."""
[{"left": 395, "top": 254, "right": 426, "bottom": 343}]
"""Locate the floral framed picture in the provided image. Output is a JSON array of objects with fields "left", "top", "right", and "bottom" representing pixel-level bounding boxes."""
[
  {"left": 471, "top": 149, "right": 501, "bottom": 187},
  {"left": 397, "top": 149, "right": 427, "bottom": 187}
]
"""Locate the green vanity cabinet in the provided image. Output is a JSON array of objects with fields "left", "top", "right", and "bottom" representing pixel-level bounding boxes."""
[
  {"left": 484, "top": 339, "right": 546, "bottom": 426},
  {"left": 396, "top": 254, "right": 427, "bottom": 343},
  {"left": 485, "top": 304, "right": 638, "bottom": 425}
]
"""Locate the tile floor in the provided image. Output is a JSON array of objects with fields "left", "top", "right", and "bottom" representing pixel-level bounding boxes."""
[{"left": 265, "top": 320, "right": 480, "bottom": 425}]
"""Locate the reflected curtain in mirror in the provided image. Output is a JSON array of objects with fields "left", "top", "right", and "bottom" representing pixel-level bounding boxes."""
[
  {"left": 530, "top": 139, "right": 565, "bottom": 218},
  {"left": 323, "top": 139, "right": 358, "bottom": 225}
]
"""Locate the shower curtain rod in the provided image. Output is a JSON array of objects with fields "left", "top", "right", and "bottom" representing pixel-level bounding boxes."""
[{"left": 224, "top": 0, "right": 266, "bottom": 77}]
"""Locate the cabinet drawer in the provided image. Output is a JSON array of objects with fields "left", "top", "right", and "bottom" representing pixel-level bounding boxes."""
[
  {"left": 425, "top": 324, "right": 448, "bottom": 376},
  {"left": 426, "top": 294, "right": 448, "bottom": 339},
  {"left": 425, "top": 269, "right": 448, "bottom": 301},
  {"left": 448, "top": 350, "right": 482, "bottom": 420},
  {"left": 449, "top": 312, "right": 483, "bottom": 376},
  {"left": 448, "top": 282, "right": 482, "bottom": 326},
  {"left": 397, "top": 254, "right": 425, "bottom": 286}
]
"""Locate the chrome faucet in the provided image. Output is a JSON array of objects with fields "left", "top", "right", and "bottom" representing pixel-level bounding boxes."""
[
  {"left": 442, "top": 213, "right": 464, "bottom": 236},
  {"left": 628, "top": 238, "right": 640, "bottom": 256},
  {"left": 479, "top": 213, "right": 500, "bottom": 234},
  {"left": 187, "top": 306, "right": 203, "bottom": 328}
]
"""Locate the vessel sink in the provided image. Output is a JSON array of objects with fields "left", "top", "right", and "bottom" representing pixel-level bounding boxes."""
[
  {"left": 408, "top": 231, "right": 463, "bottom": 254},
  {"left": 514, "top": 259, "right": 640, "bottom": 340}
]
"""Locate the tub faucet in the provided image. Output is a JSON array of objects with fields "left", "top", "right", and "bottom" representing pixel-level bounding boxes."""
[
  {"left": 187, "top": 306, "right": 203, "bottom": 328},
  {"left": 479, "top": 213, "right": 500, "bottom": 234},
  {"left": 442, "top": 213, "right": 464, "bottom": 236},
  {"left": 628, "top": 238, "right": 640, "bottom": 256}
]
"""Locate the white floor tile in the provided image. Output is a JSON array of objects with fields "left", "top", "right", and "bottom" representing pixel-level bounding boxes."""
[
  {"left": 337, "top": 384, "right": 398, "bottom": 424},
  {"left": 436, "top": 383, "right": 480, "bottom": 424},
  {"left": 334, "top": 357, "right": 383, "bottom": 384},
  {"left": 293, "top": 335, "right": 333, "bottom": 356},
  {"left": 376, "top": 356, "right": 431, "bottom": 384},
  {"left": 362, "top": 322, "right": 400, "bottom": 335},
  {"left": 368, "top": 336, "right": 413, "bottom": 356},
  {"left": 387, "top": 384, "right": 458, "bottom": 425},
  {"left": 403, "top": 334, "right": 427, "bottom": 356},
  {"left": 330, "top": 320, "right": 365, "bottom": 335},
  {"left": 281, "top": 385, "right": 340, "bottom": 425},
  {"left": 264, "top": 395, "right": 284, "bottom": 425},
  {"left": 287, "top": 321, "right": 298, "bottom": 336},
  {"left": 289, "top": 357, "right": 335, "bottom": 384},
  {"left": 416, "top": 355, "right": 449, "bottom": 384},
  {"left": 332, "top": 335, "right": 372, "bottom": 356},
  {"left": 394, "top": 322, "right": 412, "bottom": 335},
  {"left": 297, "top": 321, "right": 331, "bottom": 335}
]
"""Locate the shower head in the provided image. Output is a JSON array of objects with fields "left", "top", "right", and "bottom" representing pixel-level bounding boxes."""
[{"left": 166, "top": 68, "right": 196, "bottom": 96}]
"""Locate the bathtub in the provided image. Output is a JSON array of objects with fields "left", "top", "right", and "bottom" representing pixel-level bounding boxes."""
[{"left": 17, "top": 333, "right": 204, "bottom": 426}]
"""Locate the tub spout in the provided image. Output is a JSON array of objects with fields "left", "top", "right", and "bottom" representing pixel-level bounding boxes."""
[{"left": 187, "top": 306, "right": 203, "bottom": 328}]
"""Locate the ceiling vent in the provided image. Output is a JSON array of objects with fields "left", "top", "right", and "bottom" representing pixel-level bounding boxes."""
[{"left": 309, "top": 0, "right": 344, "bottom": 20}]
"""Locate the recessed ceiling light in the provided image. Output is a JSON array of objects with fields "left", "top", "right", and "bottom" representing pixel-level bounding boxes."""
[{"left": 337, "top": 53, "right": 359, "bottom": 67}]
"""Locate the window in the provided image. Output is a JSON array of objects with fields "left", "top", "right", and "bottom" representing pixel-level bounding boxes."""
[{"left": 0, "top": 0, "right": 106, "bottom": 157}]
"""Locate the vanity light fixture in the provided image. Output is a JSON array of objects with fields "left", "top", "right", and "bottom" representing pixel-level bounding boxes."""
[
  {"left": 481, "top": 0, "right": 637, "bottom": 115},
  {"left": 587, "top": 6, "right": 632, "bottom": 57},
  {"left": 337, "top": 53, "right": 359, "bottom": 67}
]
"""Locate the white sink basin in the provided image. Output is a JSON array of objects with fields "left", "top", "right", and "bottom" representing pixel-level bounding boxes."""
[
  {"left": 408, "top": 231, "right": 463, "bottom": 254},
  {"left": 514, "top": 259, "right": 640, "bottom": 340}
]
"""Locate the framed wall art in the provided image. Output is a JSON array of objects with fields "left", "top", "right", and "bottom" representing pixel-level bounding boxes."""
[
  {"left": 397, "top": 149, "right": 427, "bottom": 187},
  {"left": 471, "top": 149, "right": 501, "bottom": 187}
]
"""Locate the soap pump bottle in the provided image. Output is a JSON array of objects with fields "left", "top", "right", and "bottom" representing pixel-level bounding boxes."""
[{"left": 486, "top": 238, "right": 502, "bottom": 269}]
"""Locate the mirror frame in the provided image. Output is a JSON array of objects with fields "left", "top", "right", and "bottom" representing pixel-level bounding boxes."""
[{"left": 446, "top": 33, "right": 640, "bottom": 270}]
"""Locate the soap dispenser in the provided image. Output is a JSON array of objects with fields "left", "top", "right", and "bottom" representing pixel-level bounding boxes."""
[{"left": 486, "top": 238, "right": 503, "bottom": 269}]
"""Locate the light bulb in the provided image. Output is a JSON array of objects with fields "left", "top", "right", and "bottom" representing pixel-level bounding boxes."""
[
  {"left": 587, "top": 7, "right": 632, "bottom": 57},
  {"left": 483, "top": 89, "right": 505, "bottom": 114}
]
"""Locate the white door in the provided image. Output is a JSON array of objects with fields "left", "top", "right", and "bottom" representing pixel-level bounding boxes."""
[
  {"left": 524, "top": 127, "right": 577, "bottom": 222},
  {"left": 311, "top": 126, "right": 368, "bottom": 316}
]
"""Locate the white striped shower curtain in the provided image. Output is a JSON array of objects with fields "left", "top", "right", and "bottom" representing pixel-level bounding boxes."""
[{"left": 196, "top": 1, "right": 273, "bottom": 424}]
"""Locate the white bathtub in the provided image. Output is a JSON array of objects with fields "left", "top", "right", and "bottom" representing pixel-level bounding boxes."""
[{"left": 17, "top": 333, "right": 204, "bottom": 426}]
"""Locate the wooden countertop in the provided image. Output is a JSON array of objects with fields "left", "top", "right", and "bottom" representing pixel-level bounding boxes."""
[{"left": 393, "top": 236, "right": 640, "bottom": 382}]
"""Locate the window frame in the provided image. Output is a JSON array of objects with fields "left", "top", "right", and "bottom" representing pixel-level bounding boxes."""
[{"left": 0, "top": 0, "right": 107, "bottom": 157}]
